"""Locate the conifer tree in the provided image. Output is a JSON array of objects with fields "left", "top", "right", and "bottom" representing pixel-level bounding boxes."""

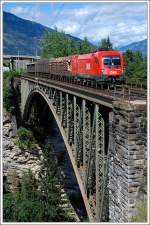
[
  {"left": 123, "top": 50, "right": 147, "bottom": 84},
  {"left": 41, "top": 28, "right": 77, "bottom": 58},
  {"left": 38, "top": 144, "right": 68, "bottom": 221},
  {"left": 99, "top": 36, "right": 113, "bottom": 50},
  {"left": 3, "top": 147, "right": 75, "bottom": 222},
  {"left": 41, "top": 28, "right": 94, "bottom": 57},
  {"left": 80, "top": 36, "right": 95, "bottom": 54}
]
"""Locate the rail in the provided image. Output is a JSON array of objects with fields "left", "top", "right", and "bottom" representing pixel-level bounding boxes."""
[{"left": 23, "top": 73, "right": 147, "bottom": 103}]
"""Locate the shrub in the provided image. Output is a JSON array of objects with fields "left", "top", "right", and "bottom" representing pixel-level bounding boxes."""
[
  {"left": 15, "top": 127, "right": 36, "bottom": 151},
  {"left": 3, "top": 70, "right": 21, "bottom": 80},
  {"left": 3, "top": 170, "right": 40, "bottom": 222},
  {"left": 3, "top": 193, "right": 14, "bottom": 221},
  {"left": 3, "top": 70, "right": 21, "bottom": 114},
  {"left": 3, "top": 86, "right": 15, "bottom": 114}
]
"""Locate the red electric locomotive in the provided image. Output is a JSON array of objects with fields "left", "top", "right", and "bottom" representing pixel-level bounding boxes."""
[
  {"left": 70, "top": 51, "right": 125, "bottom": 83},
  {"left": 27, "top": 50, "right": 125, "bottom": 84}
]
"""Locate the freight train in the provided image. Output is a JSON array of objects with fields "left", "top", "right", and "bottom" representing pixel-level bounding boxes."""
[{"left": 27, "top": 51, "right": 125, "bottom": 84}]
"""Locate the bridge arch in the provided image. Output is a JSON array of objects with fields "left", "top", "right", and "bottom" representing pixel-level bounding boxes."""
[{"left": 21, "top": 80, "right": 108, "bottom": 222}]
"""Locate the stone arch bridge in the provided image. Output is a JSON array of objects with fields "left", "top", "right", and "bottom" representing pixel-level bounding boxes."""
[{"left": 21, "top": 76, "right": 147, "bottom": 222}]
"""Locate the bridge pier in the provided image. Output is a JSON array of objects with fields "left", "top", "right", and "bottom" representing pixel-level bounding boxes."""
[{"left": 109, "top": 100, "right": 147, "bottom": 222}]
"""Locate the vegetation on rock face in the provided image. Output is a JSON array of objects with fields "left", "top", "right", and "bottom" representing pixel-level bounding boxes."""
[
  {"left": 15, "top": 127, "right": 36, "bottom": 152},
  {"left": 3, "top": 144, "right": 75, "bottom": 222},
  {"left": 3, "top": 86, "right": 15, "bottom": 114},
  {"left": 3, "top": 70, "right": 21, "bottom": 114},
  {"left": 3, "top": 70, "right": 21, "bottom": 80}
]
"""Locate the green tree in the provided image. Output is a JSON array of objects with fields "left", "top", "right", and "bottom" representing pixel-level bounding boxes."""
[
  {"left": 79, "top": 36, "right": 95, "bottom": 54},
  {"left": 3, "top": 170, "right": 40, "bottom": 222},
  {"left": 3, "top": 193, "right": 14, "bottom": 221},
  {"left": 123, "top": 50, "right": 147, "bottom": 84},
  {"left": 99, "top": 36, "right": 113, "bottom": 50},
  {"left": 41, "top": 28, "right": 80, "bottom": 58},
  {"left": 38, "top": 144, "right": 72, "bottom": 221},
  {"left": 3, "top": 146, "right": 74, "bottom": 222},
  {"left": 12, "top": 171, "right": 40, "bottom": 222},
  {"left": 15, "top": 127, "right": 36, "bottom": 151},
  {"left": 70, "top": 40, "right": 80, "bottom": 55},
  {"left": 41, "top": 28, "right": 95, "bottom": 58}
]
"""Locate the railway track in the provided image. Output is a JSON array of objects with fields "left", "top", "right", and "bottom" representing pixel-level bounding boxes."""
[{"left": 23, "top": 73, "right": 147, "bottom": 102}]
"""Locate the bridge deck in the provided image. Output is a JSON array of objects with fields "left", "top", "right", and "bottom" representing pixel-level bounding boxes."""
[
  {"left": 22, "top": 75, "right": 147, "bottom": 108},
  {"left": 22, "top": 76, "right": 114, "bottom": 108}
]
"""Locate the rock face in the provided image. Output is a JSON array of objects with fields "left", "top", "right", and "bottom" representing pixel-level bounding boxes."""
[
  {"left": 3, "top": 110, "right": 82, "bottom": 222},
  {"left": 3, "top": 110, "right": 42, "bottom": 178},
  {"left": 108, "top": 100, "right": 147, "bottom": 222}
]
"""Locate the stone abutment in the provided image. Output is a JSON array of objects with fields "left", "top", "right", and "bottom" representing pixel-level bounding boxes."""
[{"left": 109, "top": 100, "right": 147, "bottom": 222}]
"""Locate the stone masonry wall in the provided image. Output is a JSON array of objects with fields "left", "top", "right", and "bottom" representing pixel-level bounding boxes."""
[{"left": 108, "top": 100, "right": 147, "bottom": 222}]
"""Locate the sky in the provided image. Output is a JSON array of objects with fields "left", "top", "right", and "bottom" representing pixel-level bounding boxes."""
[{"left": 3, "top": 1, "right": 148, "bottom": 47}]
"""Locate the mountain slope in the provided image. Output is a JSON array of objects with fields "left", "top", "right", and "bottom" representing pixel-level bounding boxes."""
[
  {"left": 3, "top": 11, "right": 147, "bottom": 56},
  {"left": 118, "top": 39, "right": 147, "bottom": 56},
  {"left": 3, "top": 11, "right": 82, "bottom": 56}
]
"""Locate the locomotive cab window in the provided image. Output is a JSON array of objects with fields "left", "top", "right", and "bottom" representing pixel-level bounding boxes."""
[{"left": 103, "top": 56, "right": 121, "bottom": 68}]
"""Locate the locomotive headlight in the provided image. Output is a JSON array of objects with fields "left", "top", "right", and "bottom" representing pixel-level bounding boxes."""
[{"left": 110, "top": 70, "right": 117, "bottom": 75}]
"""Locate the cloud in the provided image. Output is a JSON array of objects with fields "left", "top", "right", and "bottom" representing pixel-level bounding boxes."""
[
  {"left": 10, "top": 5, "right": 41, "bottom": 23},
  {"left": 10, "top": 6, "right": 29, "bottom": 14},
  {"left": 53, "top": 3, "right": 147, "bottom": 46},
  {"left": 8, "top": 2, "right": 147, "bottom": 47},
  {"left": 54, "top": 21, "right": 79, "bottom": 34}
]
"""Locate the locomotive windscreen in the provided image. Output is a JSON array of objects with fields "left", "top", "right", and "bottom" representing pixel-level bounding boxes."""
[{"left": 102, "top": 56, "right": 121, "bottom": 68}]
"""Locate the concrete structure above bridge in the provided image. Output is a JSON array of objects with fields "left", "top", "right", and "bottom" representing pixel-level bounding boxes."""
[{"left": 3, "top": 55, "right": 40, "bottom": 70}]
